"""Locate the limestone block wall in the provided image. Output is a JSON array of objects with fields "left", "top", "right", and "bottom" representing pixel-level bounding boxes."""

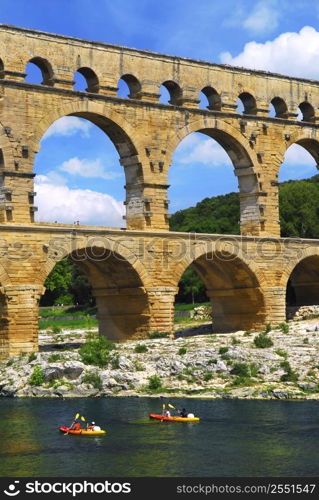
[
  {"left": 0, "top": 26, "right": 319, "bottom": 235},
  {"left": 0, "top": 27, "right": 319, "bottom": 358},
  {"left": 0, "top": 224, "right": 318, "bottom": 358}
]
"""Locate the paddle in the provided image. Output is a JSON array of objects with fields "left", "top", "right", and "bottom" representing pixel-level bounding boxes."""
[
  {"left": 64, "top": 413, "right": 82, "bottom": 435},
  {"left": 161, "top": 403, "right": 166, "bottom": 422},
  {"left": 168, "top": 403, "right": 179, "bottom": 413}
]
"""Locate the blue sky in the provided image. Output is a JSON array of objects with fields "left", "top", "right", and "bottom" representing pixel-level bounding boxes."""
[{"left": 2, "top": 0, "right": 319, "bottom": 225}]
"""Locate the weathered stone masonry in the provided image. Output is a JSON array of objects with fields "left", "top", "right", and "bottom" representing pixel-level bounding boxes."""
[{"left": 0, "top": 25, "right": 319, "bottom": 358}]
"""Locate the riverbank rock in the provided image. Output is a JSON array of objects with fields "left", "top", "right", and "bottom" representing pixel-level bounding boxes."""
[{"left": 1, "top": 317, "right": 319, "bottom": 400}]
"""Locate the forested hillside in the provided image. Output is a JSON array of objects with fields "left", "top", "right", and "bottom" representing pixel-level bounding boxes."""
[{"left": 170, "top": 174, "right": 319, "bottom": 238}]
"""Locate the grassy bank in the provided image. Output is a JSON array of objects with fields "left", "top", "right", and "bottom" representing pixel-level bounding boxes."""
[
  {"left": 39, "top": 317, "right": 98, "bottom": 330},
  {"left": 39, "top": 302, "right": 210, "bottom": 330}
]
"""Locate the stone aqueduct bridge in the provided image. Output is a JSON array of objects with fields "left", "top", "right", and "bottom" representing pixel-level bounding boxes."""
[{"left": 0, "top": 25, "right": 319, "bottom": 358}]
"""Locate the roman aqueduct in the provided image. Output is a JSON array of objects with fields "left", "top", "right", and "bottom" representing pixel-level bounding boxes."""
[{"left": 0, "top": 24, "right": 319, "bottom": 358}]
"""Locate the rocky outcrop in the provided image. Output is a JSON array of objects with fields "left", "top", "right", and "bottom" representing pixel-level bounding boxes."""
[
  {"left": 1, "top": 318, "right": 319, "bottom": 399},
  {"left": 287, "top": 305, "right": 319, "bottom": 321}
]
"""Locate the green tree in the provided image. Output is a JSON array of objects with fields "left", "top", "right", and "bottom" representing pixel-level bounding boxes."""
[
  {"left": 41, "top": 258, "right": 93, "bottom": 306},
  {"left": 175, "top": 267, "right": 207, "bottom": 304}
]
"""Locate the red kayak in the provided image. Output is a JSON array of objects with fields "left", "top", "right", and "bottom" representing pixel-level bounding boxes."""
[{"left": 149, "top": 413, "right": 200, "bottom": 422}]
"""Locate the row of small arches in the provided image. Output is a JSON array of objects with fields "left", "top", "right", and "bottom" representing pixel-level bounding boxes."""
[{"left": 0, "top": 57, "right": 316, "bottom": 122}]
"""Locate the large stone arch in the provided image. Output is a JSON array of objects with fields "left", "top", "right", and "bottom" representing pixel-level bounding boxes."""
[
  {"left": 166, "top": 117, "right": 262, "bottom": 236},
  {"left": 166, "top": 117, "right": 258, "bottom": 166},
  {"left": 30, "top": 100, "right": 153, "bottom": 230},
  {"left": 170, "top": 242, "right": 266, "bottom": 332},
  {"left": 40, "top": 235, "right": 150, "bottom": 286},
  {"left": 279, "top": 129, "right": 319, "bottom": 162},
  {"left": 32, "top": 100, "right": 146, "bottom": 168},
  {"left": 282, "top": 248, "right": 319, "bottom": 320},
  {"left": 40, "top": 235, "right": 151, "bottom": 341},
  {"left": 281, "top": 246, "right": 319, "bottom": 286}
]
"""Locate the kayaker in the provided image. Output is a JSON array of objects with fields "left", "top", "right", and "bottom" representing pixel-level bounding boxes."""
[
  {"left": 70, "top": 420, "right": 81, "bottom": 430},
  {"left": 164, "top": 409, "right": 171, "bottom": 417},
  {"left": 180, "top": 408, "right": 187, "bottom": 418},
  {"left": 87, "top": 421, "right": 101, "bottom": 431}
]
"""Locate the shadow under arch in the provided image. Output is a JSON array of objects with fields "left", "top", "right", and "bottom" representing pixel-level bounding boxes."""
[
  {"left": 285, "top": 254, "right": 319, "bottom": 309},
  {"left": 41, "top": 240, "right": 151, "bottom": 341},
  {"left": 167, "top": 117, "right": 261, "bottom": 235},
  {"left": 173, "top": 248, "right": 266, "bottom": 332}
]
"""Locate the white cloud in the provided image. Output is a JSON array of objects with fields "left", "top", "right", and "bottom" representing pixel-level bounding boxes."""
[
  {"left": 42, "top": 117, "right": 92, "bottom": 140},
  {"left": 59, "top": 157, "right": 121, "bottom": 180},
  {"left": 174, "top": 135, "right": 231, "bottom": 166},
  {"left": 36, "top": 171, "right": 67, "bottom": 186},
  {"left": 35, "top": 175, "right": 125, "bottom": 226},
  {"left": 284, "top": 143, "right": 315, "bottom": 166},
  {"left": 243, "top": 0, "right": 280, "bottom": 35},
  {"left": 220, "top": 26, "right": 319, "bottom": 79}
]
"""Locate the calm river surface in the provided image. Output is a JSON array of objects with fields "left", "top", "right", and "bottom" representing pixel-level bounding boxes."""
[{"left": 0, "top": 398, "right": 318, "bottom": 477}]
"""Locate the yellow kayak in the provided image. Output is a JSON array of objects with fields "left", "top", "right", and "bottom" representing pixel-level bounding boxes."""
[{"left": 59, "top": 426, "right": 106, "bottom": 435}]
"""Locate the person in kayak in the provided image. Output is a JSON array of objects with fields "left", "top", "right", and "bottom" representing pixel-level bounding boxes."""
[
  {"left": 180, "top": 408, "right": 188, "bottom": 418},
  {"left": 70, "top": 420, "right": 81, "bottom": 430},
  {"left": 87, "top": 421, "right": 101, "bottom": 431},
  {"left": 164, "top": 409, "right": 171, "bottom": 417}
]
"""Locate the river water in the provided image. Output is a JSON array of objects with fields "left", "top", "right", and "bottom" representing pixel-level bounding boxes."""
[{"left": 0, "top": 398, "right": 318, "bottom": 477}]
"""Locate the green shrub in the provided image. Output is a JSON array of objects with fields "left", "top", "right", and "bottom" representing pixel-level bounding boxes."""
[
  {"left": 264, "top": 323, "right": 272, "bottom": 333},
  {"left": 280, "top": 361, "right": 299, "bottom": 382},
  {"left": 277, "top": 322, "right": 289, "bottom": 333},
  {"left": 147, "top": 375, "right": 162, "bottom": 391},
  {"left": 111, "top": 354, "right": 120, "bottom": 369},
  {"left": 280, "top": 372, "right": 299, "bottom": 382},
  {"left": 219, "top": 347, "right": 229, "bottom": 355},
  {"left": 221, "top": 354, "right": 231, "bottom": 362},
  {"left": 28, "top": 353, "right": 37, "bottom": 363},
  {"left": 203, "top": 372, "right": 213, "bottom": 381},
  {"left": 134, "top": 361, "right": 145, "bottom": 371},
  {"left": 249, "top": 363, "right": 259, "bottom": 377},
  {"left": 134, "top": 344, "right": 148, "bottom": 353},
  {"left": 231, "top": 336, "right": 240, "bottom": 345},
  {"left": 208, "top": 358, "right": 217, "bottom": 365},
  {"left": 83, "top": 371, "right": 103, "bottom": 391},
  {"left": 86, "top": 330, "right": 98, "bottom": 341},
  {"left": 275, "top": 349, "right": 288, "bottom": 359},
  {"left": 231, "top": 376, "right": 254, "bottom": 387},
  {"left": 254, "top": 333, "right": 273, "bottom": 348},
  {"left": 178, "top": 347, "right": 187, "bottom": 355},
  {"left": 48, "top": 353, "right": 62, "bottom": 363},
  {"left": 183, "top": 368, "right": 194, "bottom": 376},
  {"left": 230, "top": 362, "right": 250, "bottom": 377},
  {"left": 79, "top": 337, "right": 115, "bottom": 367},
  {"left": 230, "top": 362, "right": 259, "bottom": 378},
  {"left": 303, "top": 338, "right": 309, "bottom": 344},
  {"left": 280, "top": 361, "right": 291, "bottom": 372},
  {"left": 6, "top": 359, "right": 14, "bottom": 366},
  {"left": 51, "top": 325, "right": 62, "bottom": 335},
  {"left": 29, "top": 365, "right": 45, "bottom": 386},
  {"left": 148, "top": 331, "right": 168, "bottom": 339},
  {"left": 243, "top": 330, "right": 251, "bottom": 336}
]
